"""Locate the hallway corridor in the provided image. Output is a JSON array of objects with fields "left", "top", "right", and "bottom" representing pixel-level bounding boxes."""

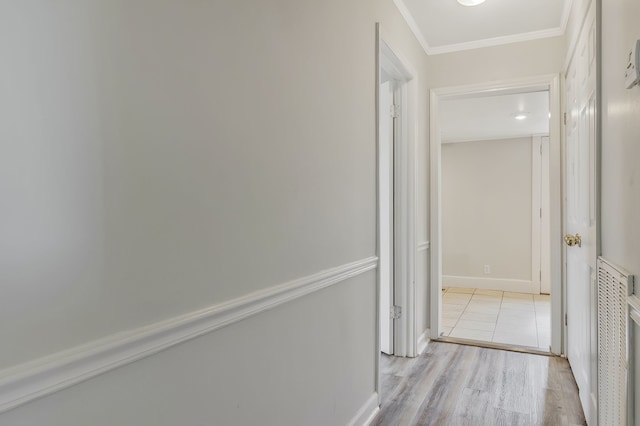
[{"left": 374, "top": 342, "right": 586, "bottom": 425}]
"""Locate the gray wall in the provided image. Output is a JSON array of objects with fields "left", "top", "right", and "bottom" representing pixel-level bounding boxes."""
[
  {"left": 600, "top": 1, "right": 640, "bottom": 423},
  {"left": 0, "top": 0, "right": 430, "bottom": 424},
  {"left": 428, "top": 36, "right": 566, "bottom": 89},
  {"left": 601, "top": 0, "right": 640, "bottom": 285},
  {"left": 442, "top": 138, "right": 533, "bottom": 281}
]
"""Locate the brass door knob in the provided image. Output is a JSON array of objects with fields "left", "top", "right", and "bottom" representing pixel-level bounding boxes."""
[{"left": 564, "top": 233, "right": 582, "bottom": 247}]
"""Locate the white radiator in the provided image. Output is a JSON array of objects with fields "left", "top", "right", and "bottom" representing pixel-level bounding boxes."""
[{"left": 597, "top": 257, "right": 634, "bottom": 426}]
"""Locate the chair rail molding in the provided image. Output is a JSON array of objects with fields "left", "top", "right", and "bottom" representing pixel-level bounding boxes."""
[{"left": 0, "top": 256, "right": 378, "bottom": 414}]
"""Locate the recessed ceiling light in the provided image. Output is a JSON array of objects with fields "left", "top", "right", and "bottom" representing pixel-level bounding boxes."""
[
  {"left": 457, "top": 0, "right": 486, "bottom": 6},
  {"left": 512, "top": 112, "right": 529, "bottom": 120}
]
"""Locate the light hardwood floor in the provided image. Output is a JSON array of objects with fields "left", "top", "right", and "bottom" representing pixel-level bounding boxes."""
[{"left": 374, "top": 342, "right": 586, "bottom": 426}]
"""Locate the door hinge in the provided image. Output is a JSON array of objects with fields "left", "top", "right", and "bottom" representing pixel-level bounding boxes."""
[
  {"left": 540, "top": 270, "right": 542, "bottom": 281},
  {"left": 565, "top": 313, "right": 568, "bottom": 326},
  {"left": 540, "top": 208, "right": 542, "bottom": 218},
  {"left": 390, "top": 104, "right": 400, "bottom": 118},
  {"left": 564, "top": 112, "right": 567, "bottom": 125},
  {"left": 391, "top": 305, "right": 402, "bottom": 320}
]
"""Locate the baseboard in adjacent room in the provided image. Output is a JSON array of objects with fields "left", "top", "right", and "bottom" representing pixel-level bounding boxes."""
[{"left": 443, "top": 275, "right": 538, "bottom": 294}]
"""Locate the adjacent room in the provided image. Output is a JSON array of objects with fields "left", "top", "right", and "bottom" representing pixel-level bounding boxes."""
[{"left": 439, "top": 89, "right": 552, "bottom": 351}]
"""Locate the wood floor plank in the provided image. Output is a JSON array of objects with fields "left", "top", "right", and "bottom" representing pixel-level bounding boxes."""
[
  {"left": 449, "top": 387, "right": 495, "bottom": 425},
  {"left": 374, "top": 345, "right": 455, "bottom": 425},
  {"left": 494, "top": 408, "right": 530, "bottom": 426},
  {"left": 411, "top": 344, "right": 478, "bottom": 425},
  {"left": 465, "top": 345, "right": 506, "bottom": 393},
  {"left": 493, "top": 351, "right": 533, "bottom": 415},
  {"left": 552, "top": 358, "right": 588, "bottom": 425},
  {"left": 415, "top": 346, "right": 480, "bottom": 425},
  {"left": 374, "top": 342, "right": 587, "bottom": 426}
]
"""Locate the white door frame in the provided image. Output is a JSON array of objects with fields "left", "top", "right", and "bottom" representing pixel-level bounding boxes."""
[
  {"left": 379, "top": 79, "right": 394, "bottom": 355},
  {"left": 429, "top": 74, "right": 563, "bottom": 354},
  {"left": 375, "top": 23, "right": 419, "bottom": 399},
  {"left": 533, "top": 134, "right": 552, "bottom": 296}
]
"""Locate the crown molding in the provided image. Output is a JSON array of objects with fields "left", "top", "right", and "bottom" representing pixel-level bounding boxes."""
[
  {"left": 392, "top": 0, "right": 430, "bottom": 55},
  {"left": 393, "top": 0, "right": 569, "bottom": 56},
  {"left": 427, "top": 27, "right": 564, "bottom": 55}
]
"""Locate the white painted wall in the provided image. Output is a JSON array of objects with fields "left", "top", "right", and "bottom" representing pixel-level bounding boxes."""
[
  {"left": 0, "top": 0, "right": 371, "bottom": 371},
  {"left": 599, "top": 1, "right": 640, "bottom": 423},
  {"left": 0, "top": 0, "right": 429, "bottom": 423},
  {"left": 600, "top": 0, "right": 640, "bottom": 288},
  {"left": 428, "top": 36, "right": 566, "bottom": 89},
  {"left": 442, "top": 138, "right": 532, "bottom": 281},
  {"left": 1, "top": 272, "right": 376, "bottom": 426}
]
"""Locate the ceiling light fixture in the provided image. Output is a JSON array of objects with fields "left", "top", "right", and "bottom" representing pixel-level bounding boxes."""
[
  {"left": 513, "top": 113, "right": 528, "bottom": 120},
  {"left": 457, "top": 0, "right": 486, "bottom": 6}
]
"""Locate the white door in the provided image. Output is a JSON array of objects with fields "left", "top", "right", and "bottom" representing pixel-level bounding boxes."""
[
  {"left": 379, "top": 80, "right": 394, "bottom": 355},
  {"left": 564, "top": 5, "right": 597, "bottom": 422}
]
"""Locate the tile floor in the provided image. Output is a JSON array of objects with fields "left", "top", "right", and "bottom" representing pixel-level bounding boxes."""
[{"left": 441, "top": 287, "right": 551, "bottom": 351}]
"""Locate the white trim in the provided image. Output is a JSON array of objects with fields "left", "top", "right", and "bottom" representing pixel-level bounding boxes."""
[
  {"left": 0, "top": 257, "right": 378, "bottom": 415},
  {"left": 348, "top": 393, "right": 380, "bottom": 426},
  {"left": 443, "top": 276, "right": 539, "bottom": 294},
  {"left": 427, "top": 27, "right": 564, "bottom": 56},
  {"left": 429, "top": 89, "right": 443, "bottom": 340},
  {"left": 416, "top": 329, "right": 430, "bottom": 355},
  {"left": 391, "top": 0, "right": 430, "bottom": 56},
  {"left": 417, "top": 241, "right": 429, "bottom": 252},
  {"left": 629, "top": 295, "right": 640, "bottom": 323},
  {"left": 630, "top": 307, "right": 640, "bottom": 327},
  {"left": 564, "top": 0, "right": 593, "bottom": 73},
  {"left": 443, "top": 133, "right": 548, "bottom": 145},
  {"left": 548, "top": 75, "right": 562, "bottom": 355},
  {"left": 375, "top": 23, "right": 382, "bottom": 402},
  {"left": 560, "top": 0, "right": 575, "bottom": 34},
  {"left": 430, "top": 74, "right": 563, "bottom": 353},
  {"left": 378, "top": 26, "right": 418, "bottom": 359},
  {"left": 392, "top": 0, "right": 569, "bottom": 56},
  {"left": 532, "top": 136, "right": 542, "bottom": 294},
  {"left": 540, "top": 136, "right": 551, "bottom": 294},
  {"left": 430, "top": 75, "right": 561, "bottom": 98}
]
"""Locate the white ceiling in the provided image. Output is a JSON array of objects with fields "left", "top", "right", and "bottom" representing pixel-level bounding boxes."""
[
  {"left": 394, "top": 0, "right": 572, "bottom": 54},
  {"left": 440, "top": 91, "right": 550, "bottom": 143}
]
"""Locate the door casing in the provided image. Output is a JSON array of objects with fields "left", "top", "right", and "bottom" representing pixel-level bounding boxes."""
[
  {"left": 429, "top": 75, "right": 563, "bottom": 354},
  {"left": 375, "top": 22, "right": 419, "bottom": 402}
]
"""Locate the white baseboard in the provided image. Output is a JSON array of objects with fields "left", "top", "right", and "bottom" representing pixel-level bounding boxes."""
[
  {"left": 0, "top": 257, "right": 378, "bottom": 415},
  {"left": 443, "top": 275, "right": 538, "bottom": 294},
  {"left": 348, "top": 393, "right": 379, "bottom": 426},
  {"left": 416, "top": 329, "right": 430, "bottom": 355}
]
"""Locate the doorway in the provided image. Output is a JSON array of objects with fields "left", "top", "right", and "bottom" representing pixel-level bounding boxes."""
[
  {"left": 430, "top": 76, "right": 563, "bottom": 355},
  {"left": 377, "top": 28, "right": 416, "bottom": 358},
  {"left": 375, "top": 23, "right": 420, "bottom": 403}
]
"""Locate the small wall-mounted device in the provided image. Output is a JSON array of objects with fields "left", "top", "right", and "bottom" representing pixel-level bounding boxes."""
[{"left": 625, "top": 40, "right": 640, "bottom": 89}]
